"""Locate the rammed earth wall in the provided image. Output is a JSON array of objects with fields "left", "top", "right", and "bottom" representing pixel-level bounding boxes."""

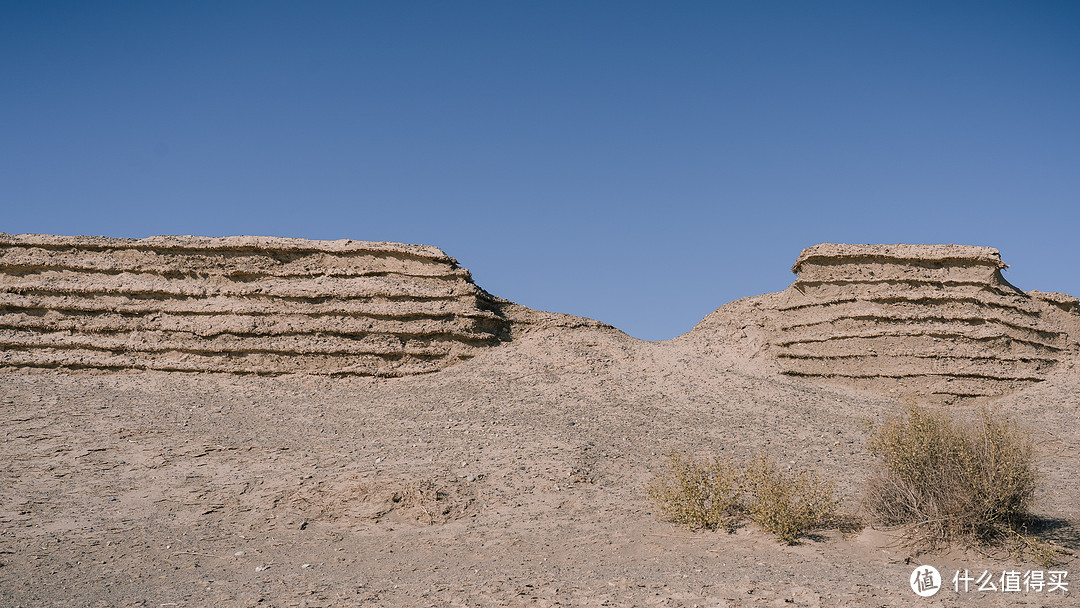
[
  {"left": 775, "top": 244, "right": 1079, "bottom": 403},
  {"left": 0, "top": 234, "right": 508, "bottom": 376}
]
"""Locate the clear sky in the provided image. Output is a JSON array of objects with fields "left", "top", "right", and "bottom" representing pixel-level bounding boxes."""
[{"left": 3, "top": 1, "right": 1078, "bottom": 340}]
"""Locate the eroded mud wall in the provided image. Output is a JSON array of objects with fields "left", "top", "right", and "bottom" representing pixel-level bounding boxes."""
[
  {"left": 775, "top": 244, "right": 1076, "bottom": 403},
  {"left": 0, "top": 234, "right": 507, "bottom": 375}
]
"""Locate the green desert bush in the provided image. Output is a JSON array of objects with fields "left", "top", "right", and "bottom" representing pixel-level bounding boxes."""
[
  {"left": 863, "top": 404, "right": 1038, "bottom": 547},
  {"left": 647, "top": 452, "right": 838, "bottom": 543}
]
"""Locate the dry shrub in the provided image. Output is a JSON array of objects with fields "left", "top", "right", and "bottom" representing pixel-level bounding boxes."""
[
  {"left": 742, "top": 454, "right": 840, "bottom": 544},
  {"left": 863, "top": 404, "right": 1038, "bottom": 547},
  {"left": 646, "top": 452, "right": 741, "bottom": 532},
  {"left": 1009, "top": 527, "right": 1073, "bottom": 569},
  {"left": 647, "top": 452, "right": 838, "bottom": 543}
]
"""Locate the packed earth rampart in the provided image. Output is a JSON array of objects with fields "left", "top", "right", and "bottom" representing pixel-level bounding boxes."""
[{"left": 0, "top": 234, "right": 508, "bottom": 376}]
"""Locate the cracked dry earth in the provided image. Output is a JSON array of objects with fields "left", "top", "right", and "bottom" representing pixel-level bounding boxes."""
[{"left": 2, "top": 322, "right": 1078, "bottom": 607}]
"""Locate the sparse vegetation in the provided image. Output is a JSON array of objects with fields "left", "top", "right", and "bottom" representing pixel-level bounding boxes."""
[
  {"left": 646, "top": 452, "right": 742, "bottom": 532},
  {"left": 650, "top": 404, "right": 1068, "bottom": 562},
  {"left": 1009, "top": 527, "right": 1072, "bottom": 569},
  {"left": 647, "top": 452, "right": 839, "bottom": 543},
  {"left": 742, "top": 454, "right": 840, "bottom": 544},
  {"left": 863, "top": 404, "right": 1047, "bottom": 553}
]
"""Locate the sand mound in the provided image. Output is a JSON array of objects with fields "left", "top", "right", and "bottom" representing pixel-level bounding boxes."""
[
  {"left": 0, "top": 234, "right": 508, "bottom": 376},
  {"left": 292, "top": 475, "right": 478, "bottom": 526}
]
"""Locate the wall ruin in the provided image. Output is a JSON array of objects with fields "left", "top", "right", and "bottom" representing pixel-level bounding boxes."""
[
  {"left": 774, "top": 243, "right": 1078, "bottom": 403},
  {"left": 0, "top": 234, "right": 508, "bottom": 376}
]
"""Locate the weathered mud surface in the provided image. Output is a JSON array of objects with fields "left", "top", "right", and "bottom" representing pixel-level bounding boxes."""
[
  {"left": 0, "top": 234, "right": 509, "bottom": 376},
  {"left": 709, "top": 244, "right": 1079, "bottom": 404}
]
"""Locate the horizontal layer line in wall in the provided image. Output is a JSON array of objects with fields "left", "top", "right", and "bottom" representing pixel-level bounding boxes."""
[
  {"left": 0, "top": 349, "right": 457, "bottom": 376},
  {"left": 0, "top": 263, "right": 471, "bottom": 282},
  {"left": 0, "top": 275, "right": 478, "bottom": 299},
  {"left": 779, "top": 315, "right": 1066, "bottom": 341},
  {"left": 778, "top": 357, "right": 1055, "bottom": 379},
  {"left": 0, "top": 285, "right": 478, "bottom": 302},
  {"left": 778, "top": 337, "right": 1057, "bottom": 358},
  {"left": 780, "top": 305, "right": 1046, "bottom": 330},
  {"left": 775, "top": 329, "right": 1064, "bottom": 351},
  {"left": 0, "top": 235, "right": 453, "bottom": 262},
  {"left": 0, "top": 301, "right": 503, "bottom": 323},
  {"left": 0, "top": 333, "right": 457, "bottom": 357},
  {"left": 778, "top": 294, "right": 1045, "bottom": 316},
  {"left": 0, "top": 322, "right": 500, "bottom": 344},
  {"left": 791, "top": 244, "right": 1005, "bottom": 270}
]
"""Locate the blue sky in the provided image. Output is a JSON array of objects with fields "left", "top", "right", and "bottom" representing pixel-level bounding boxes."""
[{"left": 3, "top": 1, "right": 1078, "bottom": 340}]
